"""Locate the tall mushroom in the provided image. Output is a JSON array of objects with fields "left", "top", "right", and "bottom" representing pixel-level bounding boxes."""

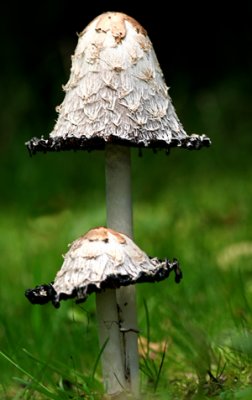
[{"left": 26, "top": 12, "right": 211, "bottom": 398}]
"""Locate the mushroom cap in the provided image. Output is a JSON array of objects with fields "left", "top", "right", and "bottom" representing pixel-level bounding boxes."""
[
  {"left": 26, "top": 12, "right": 210, "bottom": 155},
  {"left": 25, "top": 227, "right": 182, "bottom": 308}
]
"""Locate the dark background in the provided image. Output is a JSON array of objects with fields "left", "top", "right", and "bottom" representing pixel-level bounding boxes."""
[
  {"left": 1, "top": 3, "right": 252, "bottom": 394},
  {"left": 0, "top": 0, "right": 251, "bottom": 208}
]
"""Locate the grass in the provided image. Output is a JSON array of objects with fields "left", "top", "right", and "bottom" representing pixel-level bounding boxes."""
[{"left": 1, "top": 74, "right": 252, "bottom": 398}]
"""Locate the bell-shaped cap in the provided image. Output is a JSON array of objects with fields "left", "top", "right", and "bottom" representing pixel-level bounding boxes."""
[
  {"left": 26, "top": 12, "right": 210, "bottom": 155},
  {"left": 25, "top": 227, "right": 182, "bottom": 308}
]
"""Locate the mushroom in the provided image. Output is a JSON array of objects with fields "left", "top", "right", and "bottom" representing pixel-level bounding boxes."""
[
  {"left": 25, "top": 227, "right": 182, "bottom": 393},
  {"left": 26, "top": 12, "right": 210, "bottom": 155},
  {"left": 25, "top": 11, "right": 211, "bottom": 398},
  {"left": 25, "top": 226, "right": 182, "bottom": 306}
]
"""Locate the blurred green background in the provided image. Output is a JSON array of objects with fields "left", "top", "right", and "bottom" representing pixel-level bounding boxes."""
[{"left": 1, "top": 1, "right": 252, "bottom": 398}]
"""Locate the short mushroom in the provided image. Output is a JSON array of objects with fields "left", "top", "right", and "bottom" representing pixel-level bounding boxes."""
[
  {"left": 26, "top": 227, "right": 182, "bottom": 308},
  {"left": 25, "top": 227, "right": 182, "bottom": 393},
  {"left": 25, "top": 11, "right": 211, "bottom": 398}
]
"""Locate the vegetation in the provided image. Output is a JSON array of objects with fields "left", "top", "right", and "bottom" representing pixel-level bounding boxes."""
[{"left": 1, "top": 72, "right": 252, "bottom": 399}]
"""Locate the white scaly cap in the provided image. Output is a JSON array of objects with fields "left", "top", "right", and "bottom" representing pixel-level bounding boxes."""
[
  {"left": 26, "top": 12, "right": 210, "bottom": 154},
  {"left": 25, "top": 226, "right": 182, "bottom": 308}
]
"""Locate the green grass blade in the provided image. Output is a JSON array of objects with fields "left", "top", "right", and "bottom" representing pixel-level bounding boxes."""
[
  {"left": 0, "top": 351, "right": 59, "bottom": 400},
  {"left": 154, "top": 342, "right": 167, "bottom": 393},
  {"left": 91, "top": 336, "right": 109, "bottom": 380},
  {"left": 143, "top": 299, "right": 150, "bottom": 358}
]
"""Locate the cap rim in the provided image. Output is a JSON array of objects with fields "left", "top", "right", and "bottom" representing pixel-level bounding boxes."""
[{"left": 26, "top": 134, "right": 211, "bottom": 156}]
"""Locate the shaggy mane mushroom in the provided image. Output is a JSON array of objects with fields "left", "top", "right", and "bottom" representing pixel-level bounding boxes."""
[
  {"left": 25, "top": 227, "right": 182, "bottom": 395},
  {"left": 25, "top": 11, "right": 210, "bottom": 398}
]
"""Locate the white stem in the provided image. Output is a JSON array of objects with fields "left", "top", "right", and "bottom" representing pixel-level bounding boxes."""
[
  {"left": 116, "top": 286, "right": 139, "bottom": 397},
  {"left": 96, "top": 290, "right": 126, "bottom": 395},
  {"left": 105, "top": 144, "right": 140, "bottom": 397},
  {"left": 105, "top": 144, "right": 133, "bottom": 238}
]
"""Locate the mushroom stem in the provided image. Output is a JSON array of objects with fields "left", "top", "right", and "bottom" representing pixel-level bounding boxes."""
[
  {"left": 96, "top": 289, "right": 126, "bottom": 395},
  {"left": 102, "top": 143, "right": 140, "bottom": 397},
  {"left": 105, "top": 144, "right": 133, "bottom": 237}
]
